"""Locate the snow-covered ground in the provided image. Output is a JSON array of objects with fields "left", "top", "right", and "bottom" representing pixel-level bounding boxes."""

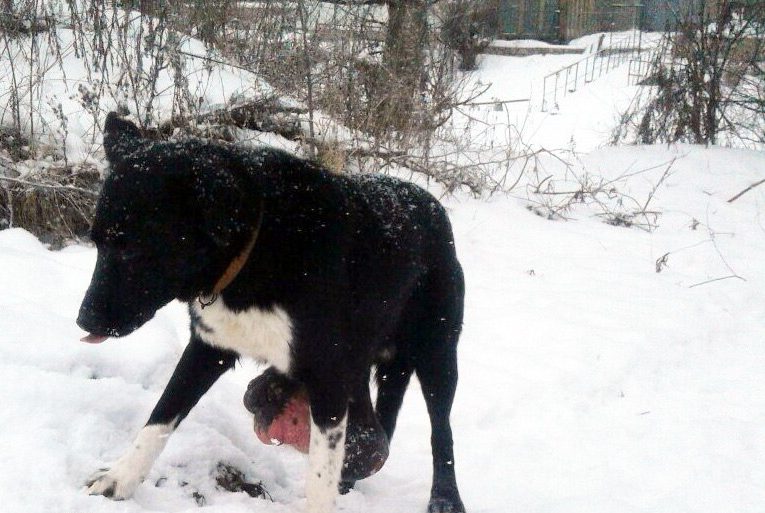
[{"left": 2, "top": 30, "right": 765, "bottom": 513}]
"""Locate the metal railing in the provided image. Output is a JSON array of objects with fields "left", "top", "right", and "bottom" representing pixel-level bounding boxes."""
[
  {"left": 627, "top": 52, "right": 656, "bottom": 86},
  {"left": 626, "top": 44, "right": 674, "bottom": 86},
  {"left": 541, "top": 33, "right": 645, "bottom": 112}
]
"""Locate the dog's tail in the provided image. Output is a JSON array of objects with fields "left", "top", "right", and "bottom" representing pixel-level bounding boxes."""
[{"left": 103, "top": 112, "right": 142, "bottom": 163}]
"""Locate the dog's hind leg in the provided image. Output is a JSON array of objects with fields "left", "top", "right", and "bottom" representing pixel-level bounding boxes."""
[
  {"left": 339, "top": 374, "right": 390, "bottom": 493},
  {"left": 416, "top": 347, "right": 464, "bottom": 513},
  {"left": 86, "top": 336, "right": 237, "bottom": 499},
  {"left": 374, "top": 354, "right": 414, "bottom": 442},
  {"left": 413, "top": 267, "right": 466, "bottom": 513}
]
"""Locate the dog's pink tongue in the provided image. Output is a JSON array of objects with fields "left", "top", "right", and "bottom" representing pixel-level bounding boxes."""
[{"left": 80, "top": 334, "right": 109, "bottom": 344}]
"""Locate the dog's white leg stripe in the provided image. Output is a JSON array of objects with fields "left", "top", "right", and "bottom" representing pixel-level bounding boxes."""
[
  {"left": 306, "top": 413, "right": 347, "bottom": 513},
  {"left": 87, "top": 421, "right": 175, "bottom": 499}
]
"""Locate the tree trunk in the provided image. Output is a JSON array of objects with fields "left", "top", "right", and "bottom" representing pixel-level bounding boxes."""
[{"left": 376, "top": 0, "right": 428, "bottom": 136}]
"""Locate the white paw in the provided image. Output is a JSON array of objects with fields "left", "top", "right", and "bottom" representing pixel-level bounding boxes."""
[
  {"left": 85, "top": 466, "right": 142, "bottom": 500},
  {"left": 85, "top": 423, "right": 175, "bottom": 500}
]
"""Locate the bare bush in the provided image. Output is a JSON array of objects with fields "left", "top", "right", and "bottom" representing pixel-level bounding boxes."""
[
  {"left": 614, "top": 1, "right": 765, "bottom": 148},
  {"left": 1, "top": 0, "right": 506, "bottom": 220},
  {"left": 522, "top": 150, "right": 675, "bottom": 232},
  {"left": 439, "top": 0, "right": 498, "bottom": 71},
  {"left": 0, "top": 1, "right": 219, "bottom": 241},
  {"left": 0, "top": 159, "right": 99, "bottom": 246},
  {"left": 201, "top": 1, "right": 493, "bottom": 186}
]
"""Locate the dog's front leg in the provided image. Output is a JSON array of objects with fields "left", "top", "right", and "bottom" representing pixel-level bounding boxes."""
[
  {"left": 305, "top": 381, "right": 349, "bottom": 513},
  {"left": 86, "top": 336, "right": 237, "bottom": 499}
]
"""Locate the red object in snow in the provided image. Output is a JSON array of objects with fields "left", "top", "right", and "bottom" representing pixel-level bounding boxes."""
[
  {"left": 245, "top": 371, "right": 390, "bottom": 482},
  {"left": 255, "top": 391, "right": 311, "bottom": 453}
]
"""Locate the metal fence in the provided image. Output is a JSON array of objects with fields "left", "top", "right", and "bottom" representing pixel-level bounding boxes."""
[
  {"left": 627, "top": 49, "right": 657, "bottom": 85},
  {"left": 626, "top": 41, "right": 676, "bottom": 85},
  {"left": 541, "top": 32, "right": 644, "bottom": 111}
]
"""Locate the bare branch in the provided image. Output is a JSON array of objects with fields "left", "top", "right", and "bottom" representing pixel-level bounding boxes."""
[
  {"left": 689, "top": 275, "right": 746, "bottom": 288},
  {"left": 0, "top": 175, "right": 99, "bottom": 197},
  {"left": 727, "top": 178, "right": 765, "bottom": 203}
]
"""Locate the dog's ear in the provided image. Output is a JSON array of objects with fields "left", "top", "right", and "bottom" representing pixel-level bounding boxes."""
[{"left": 103, "top": 112, "right": 142, "bottom": 164}]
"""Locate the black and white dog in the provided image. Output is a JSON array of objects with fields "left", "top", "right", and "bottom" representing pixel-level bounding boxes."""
[{"left": 77, "top": 113, "right": 466, "bottom": 513}]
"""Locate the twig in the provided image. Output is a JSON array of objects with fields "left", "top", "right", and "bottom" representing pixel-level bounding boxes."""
[
  {"left": 0, "top": 175, "right": 99, "bottom": 197},
  {"left": 727, "top": 178, "right": 765, "bottom": 204},
  {"left": 464, "top": 98, "right": 531, "bottom": 107},
  {"left": 636, "top": 157, "right": 675, "bottom": 228},
  {"left": 655, "top": 252, "right": 669, "bottom": 273},
  {"left": 605, "top": 156, "right": 681, "bottom": 186},
  {"left": 688, "top": 275, "right": 745, "bottom": 288}
]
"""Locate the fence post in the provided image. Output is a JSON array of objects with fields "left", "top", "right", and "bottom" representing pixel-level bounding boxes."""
[
  {"left": 554, "top": 71, "right": 559, "bottom": 109},
  {"left": 573, "top": 61, "right": 579, "bottom": 92},
  {"left": 599, "top": 50, "right": 604, "bottom": 77},
  {"left": 565, "top": 66, "right": 571, "bottom": 94},
  {"left": 607, "top": 45, "right": 612, "bottom": 72},
  {"left": 542, "top": 75, "right": 548, "bottom": 112}
]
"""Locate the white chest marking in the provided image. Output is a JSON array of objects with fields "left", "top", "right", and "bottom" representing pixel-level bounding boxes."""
[{"left": 192, "top": 300, "right": 294, "bottom": 374}]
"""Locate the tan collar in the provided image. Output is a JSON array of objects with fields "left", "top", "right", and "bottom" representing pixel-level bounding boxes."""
[{"left": 199, "top": 200, "right": 264, "bottom": 308}]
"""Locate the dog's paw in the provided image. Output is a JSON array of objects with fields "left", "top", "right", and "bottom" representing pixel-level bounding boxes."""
[
  {"left": 338, "top": 480, "right": 355, "bottom": 495},
  {"left": 85, "top": 467, "right": 141, "bottom": 500},
  {"left": 428, "top": 495, "right": 466, "bottom": 513}
]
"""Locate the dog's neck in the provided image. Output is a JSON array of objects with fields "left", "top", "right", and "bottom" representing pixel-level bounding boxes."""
[
  {"left": 212, "top": 228, "right": 260, "bottom": 295},
  {"left": 199, "top": 200, "right": 265, "bottom": 308}
]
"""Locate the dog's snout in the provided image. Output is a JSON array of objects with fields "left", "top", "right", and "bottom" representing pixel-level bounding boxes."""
[
  {"left": 77, "top": 278, "right": 119, "bottom": 336},
  {"left": 76, "top": 302, "right": 109, "bottom": 336}
]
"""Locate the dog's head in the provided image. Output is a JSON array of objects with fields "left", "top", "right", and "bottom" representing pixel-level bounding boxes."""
[{"left": 78, "top": 113, "right": 253, "bottom": 340}]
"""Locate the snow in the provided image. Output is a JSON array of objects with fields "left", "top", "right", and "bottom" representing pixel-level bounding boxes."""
[
  {"left": 448, "top": 145, "right": 765, "bottom": 513},
  {"left": 2, "top": 27, "right": 765, "bottom": 513},
  {"left": 491, "top": 39, "right": 564, "bottom": 49}
]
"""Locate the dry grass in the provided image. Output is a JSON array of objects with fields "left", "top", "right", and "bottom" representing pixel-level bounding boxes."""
[
  {"left": 0, "top": 161, "right": 101, "bottom": 247},
  {"left": 313, "top": 140, "right": 348, "bottom": 174}
]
